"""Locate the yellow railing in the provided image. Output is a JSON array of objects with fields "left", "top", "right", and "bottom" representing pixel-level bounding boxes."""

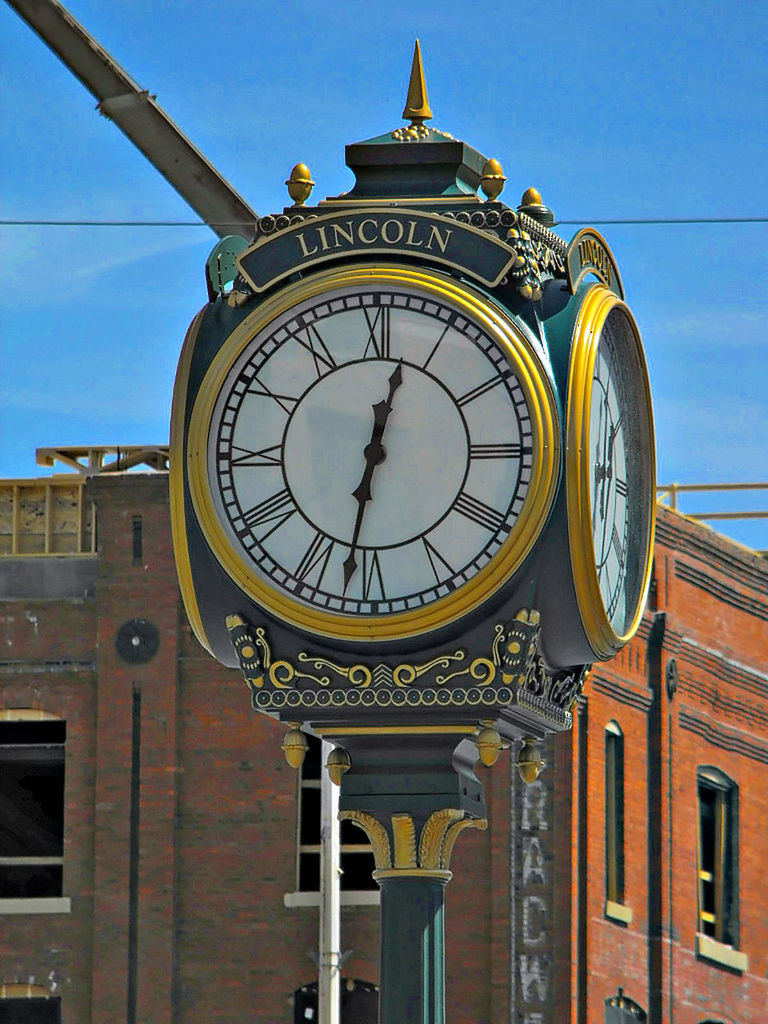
[{"left": 657, "top": 482, "right": 768, "bottom": 521}]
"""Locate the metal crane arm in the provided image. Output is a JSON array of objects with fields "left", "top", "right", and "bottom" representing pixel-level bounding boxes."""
[{"left": 6, "top": 0, "right": 259, "bottom": 237}]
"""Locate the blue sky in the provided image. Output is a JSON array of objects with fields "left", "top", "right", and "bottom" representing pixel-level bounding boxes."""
[{"left": 1, "top": 0, "right": 766, "bottom": 550}]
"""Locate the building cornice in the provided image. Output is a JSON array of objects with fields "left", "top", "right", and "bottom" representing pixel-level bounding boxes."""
[{"left": 678, "top": 705, "right": 768, "bottom": 765}]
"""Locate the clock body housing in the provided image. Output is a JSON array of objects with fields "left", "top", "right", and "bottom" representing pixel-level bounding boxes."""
[{"left": 531, "top": 279, "right": 656, "bottom": 664}]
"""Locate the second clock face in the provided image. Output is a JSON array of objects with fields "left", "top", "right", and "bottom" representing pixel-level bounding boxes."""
[
  {"left": 190, "top": 266, "right": 559, "bottom": 640},
  {"left": 587, "top": 303, "right": 655, "bottom": 637},
  {"left": 567, "top": 284, "right": 655, "bottom": 658}
]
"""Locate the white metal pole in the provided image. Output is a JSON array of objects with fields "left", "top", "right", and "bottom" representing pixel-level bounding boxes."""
[{"left": 318, "top": 740, "right": 341, "bottom": 1024}]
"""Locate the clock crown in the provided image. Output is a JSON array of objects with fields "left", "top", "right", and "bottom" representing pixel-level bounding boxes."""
[{"left": 335, "top": 42, "right": 489, "bottom": 202}]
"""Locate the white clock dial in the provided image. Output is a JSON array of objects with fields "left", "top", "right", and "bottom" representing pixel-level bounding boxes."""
[
  {"left": 209, "top": 284, "right": 533, "bottom": 616},
  {"left": 590, "top": 333, "right": 629, "bottom": 627}
]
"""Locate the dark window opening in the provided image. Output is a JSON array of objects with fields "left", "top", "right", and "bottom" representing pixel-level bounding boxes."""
[
  {"left": 0, "top": 997, "right": 62, "bottom": 1024},
  {"left": 698, "top": 767, "right": 738, "bottom": 946},
  {"left": 647, "top": 562, "right": 658, "bottom": 611},
  {"left": 605, "top": 722, "right": 625, "bottom": 905},
  {"left": 298, "top": 737, "right": 376, "bottom": 892},
  {"left": 132, "top": 515, "right": 143, "bottom": 564},
  {"left": 340, "top": 852, "right": 376, "bottom": 891},
  {"left": 293, "top": 979, "right": 378, "bottom": 1024},
  {"left": 0, "top": 720, "right": 65, "bottom": 899}
]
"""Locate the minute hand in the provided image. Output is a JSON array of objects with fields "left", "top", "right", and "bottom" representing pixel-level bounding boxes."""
[{"left": 343, "top": 363, "right": 403, "bottom": 592}]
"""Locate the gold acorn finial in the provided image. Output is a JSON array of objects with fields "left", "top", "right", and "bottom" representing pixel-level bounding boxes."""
[
  {"left": 281, "top": 724, "right": 308, "bottom": 769},
  {"left": 402, "top": 40, "right": 433, "bottom": 126},
  {"left": 480, "top": 158, "right": 506, "bottom": 202},
  {"left": 326, "top": 746, "right": 352, "bottom": 786},
  {"left": 521, "top": 186, "right": 543, "bottom": 206},
  {"left": 476, "top": 721, "right": 505, "bottom": 767},
  {"left": 285, "top": 163, "right": 315, "bottom": 206},
  {"left": 518, "top": 186, "right": 555, "bottom": 227},
  {"left": 516, "top": 737, "right": 546, "bottom": 784}
]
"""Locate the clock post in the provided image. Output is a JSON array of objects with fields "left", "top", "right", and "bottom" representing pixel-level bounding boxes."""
[{"left": 171, "top": 42, "right": 655, "bottom": 1024}]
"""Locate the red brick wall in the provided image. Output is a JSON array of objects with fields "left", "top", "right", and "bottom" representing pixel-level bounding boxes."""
[
  {"left": 576, "top": 507, "right": 768, "bottom": 1023},
  {"left": 0, "top": 474, "right": 380, "bottom": 1023}
]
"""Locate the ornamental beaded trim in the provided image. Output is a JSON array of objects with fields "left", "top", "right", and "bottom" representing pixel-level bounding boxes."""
[{"left": 225, "top": 608, "right": 584, "bottom": 731}]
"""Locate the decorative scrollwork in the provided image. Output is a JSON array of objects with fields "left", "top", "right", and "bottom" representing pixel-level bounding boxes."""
[
  {"left": 494, "top": 609, "right": 589, "bottom": 713},
  {"left": 226, "top": 609, "right": 588, "bottom": 728},
  {"left": 437, "top": 656, "right": 496, "bottom": 686},
  {"left": 298, "top": 653, "right": 369, "bottom": 687},
  {"left": 393, "top": 651, "right": 466, "bottom": 686}
]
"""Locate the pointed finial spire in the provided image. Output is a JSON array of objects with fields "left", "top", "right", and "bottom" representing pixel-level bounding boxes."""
[{"left": 402, "top": 40, "right": 433, "bottom": 125}]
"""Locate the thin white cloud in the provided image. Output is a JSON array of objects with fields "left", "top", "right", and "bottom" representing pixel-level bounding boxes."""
[{"left": 0, "top": 228, "right": 206, "bottom": 306}]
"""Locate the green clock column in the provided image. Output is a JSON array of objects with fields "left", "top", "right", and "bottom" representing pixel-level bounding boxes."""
[
  {"left": 335, "top": 733, "right": 489, "bottom": 1024},
  {"left": 377, "top": 872, "right": 448, "bottom": 1024}
]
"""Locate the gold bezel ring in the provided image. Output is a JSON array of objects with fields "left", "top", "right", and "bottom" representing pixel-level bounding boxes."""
[{"left": 187, "top": 264, "right": 560, "bottom": 642}]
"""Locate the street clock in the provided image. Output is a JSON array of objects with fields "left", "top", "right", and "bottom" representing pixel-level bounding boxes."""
[
  {"left": 170, "top": 50, "right": 655, "bottom": 743},
  {"left": 12, "top": 12, "right": 657, "bottom": 1019}
]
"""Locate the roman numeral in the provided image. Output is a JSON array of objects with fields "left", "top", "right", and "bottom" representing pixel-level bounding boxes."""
[
  {"left": 454, "top": 492, "right": 506, "bottom": 532},
  {"left": 241, "top": 489, "right": 296, "bottom": 540},
  {"left": 611, "top": 525, "right": 625, "bottom": 563},
  {"left": 248, "top": 376, "right": 299, "bottom": 414},
  {"left": 293, "top": 322, "right": 337, "bottom": 377},
  {"left": 422, "top": 315, "right": 456, "bottom": 370},
  {"left": 362, "top": 550, "right": 386, "bottom": 600},
  {"left": 456, "top": 370, "right": 511, "bottom": 407},
  {"left": 469, "top": 443, "right": 524, "bottom": 459},
  {"left": 422, "top": 537, "right": 454, "bottom": 584},
  {"left": 295, "top": 531, "right": 334, "bottom": 589},
  {"left": 362, "top": 305, "right": 391, "bottom": 359},
  {"left": 229, "top": 444, "right": 282, "bottom": 468},
  {"left": 615, "top": 477, "right": 628, "bottom": 498}
]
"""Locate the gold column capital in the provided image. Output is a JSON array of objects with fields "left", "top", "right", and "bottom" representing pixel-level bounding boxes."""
[{"left": 340, "top": 808, "right": 487, "bottom": 877}]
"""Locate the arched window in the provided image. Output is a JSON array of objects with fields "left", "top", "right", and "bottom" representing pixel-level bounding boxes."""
[
  {"left": 605, "top": 721, "right": 625, "bottom": 907},
  {"left": 292, "top": 979, "right": 378, "bottom": 1023},
  {"left": 697, "top": 767, "right": 738, "bottom": 947},
  {"left": 0, "top": 710, "right": 66, "bottom": 902},
  {"left": 604, "top": 987, "right": 646, "bottom": 1022}
]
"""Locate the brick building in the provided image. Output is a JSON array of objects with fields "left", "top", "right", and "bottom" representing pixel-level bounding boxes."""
[{"left": 0, "top": 450, "right": 765, "bottom": 1023}]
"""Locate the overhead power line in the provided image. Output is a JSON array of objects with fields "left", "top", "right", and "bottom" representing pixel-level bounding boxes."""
[{"left": 0, "top": 217, "right": 767, "bottom": 228}]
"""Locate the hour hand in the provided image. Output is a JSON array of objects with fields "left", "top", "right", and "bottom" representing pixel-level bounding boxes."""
[
  {"left": 343, "top": 363, "right": 403, "bottom": 592},
  {"left": 342, "top": 550, "right": 358, "bottom": 593},
  {"left": 373, "top": 363, "right": 402, "bottom": 429}
]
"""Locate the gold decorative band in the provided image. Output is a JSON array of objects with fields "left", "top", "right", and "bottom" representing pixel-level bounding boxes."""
[
  {"left": 316, "top": 725, "right": 477, "bottom": 736},
  {"left": 373, "top": 869, "right": 453, "bottom": 882}
]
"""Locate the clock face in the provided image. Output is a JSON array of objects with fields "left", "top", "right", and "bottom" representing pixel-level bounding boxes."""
[
  {"left": 189, "top": 266, "right": 559, "bottom": 641},
  {"left": 568, "top": 288, "right": 655, "bottom": 655}
]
